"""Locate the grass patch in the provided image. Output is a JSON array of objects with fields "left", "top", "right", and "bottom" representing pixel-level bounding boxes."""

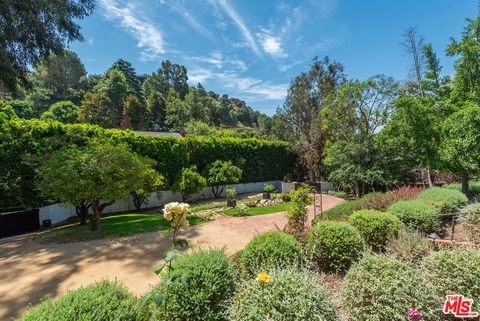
[
  {"left": 34, "top": 213, "right": 204, "bottom": 243},
  {"left": 191, "top": 201, "right": 226, "bottom": 213},
  {"left": 221, "top": 202, "right": 291, "bottom": 216}
]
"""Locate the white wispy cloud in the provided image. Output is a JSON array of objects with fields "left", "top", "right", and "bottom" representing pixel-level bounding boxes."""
[
  {"left": 99, "top": 0, "right": 165, "bottom": 60},
  {"left": 216, "top": 0, "right": 261, "bottom": 56},
  {"left": 191, "top": 51, "right": 248, "bottom": 72},
  {"left": 162, "top": 1, "right": 216, "bottom": 42},
  {"left": 188, "top": 67, "right": 288, "bottom": 101}
]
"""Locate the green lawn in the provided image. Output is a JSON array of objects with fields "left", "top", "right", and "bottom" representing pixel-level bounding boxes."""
[
  {"left": 221, "top": 202, "right": 291, "bottom": 216},
  {"left": 190, "top": 201, "right": 227, "bottom": 213},
  {"left": 34, "top": 213, "right": 204, "bottom": 243}
]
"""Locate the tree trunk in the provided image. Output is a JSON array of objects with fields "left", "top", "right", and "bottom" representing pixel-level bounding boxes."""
[
  {"left": 461, "top": 173, "right": 469, "bottom": 196},
  {"left": 91, "top": 200, "right": 101, "bottom": 232},
  {"left": 75, "top": 201, "right": 90, "bottom": 225},
  {"left": 426, "top": 168, "right": 433, "bottom": 188},
  {"left": 212, "top": 185, "right": 224, "bottom": 198}
]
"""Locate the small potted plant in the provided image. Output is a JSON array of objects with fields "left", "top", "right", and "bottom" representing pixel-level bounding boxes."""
[
  {"left": 263, "top": 184, "right": 275, "bottom": 199},
  {"left": 226, "top": 188, "right": 237, "bottom": 208}
]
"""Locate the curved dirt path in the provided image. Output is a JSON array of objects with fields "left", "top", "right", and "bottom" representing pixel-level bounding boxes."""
[{"left": 0, "top": 195, "right": 343, "bottom": 320}]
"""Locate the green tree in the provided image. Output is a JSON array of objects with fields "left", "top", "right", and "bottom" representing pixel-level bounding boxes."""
[
  {"left": 7, "top": 100, "right": 34, "bottom": 119},
  {"left": 0, "top": 0, "right": 94, "bottom": 92},
  {"left": 440, "top": 102, "right": 480, "bottom": 194},
  {"left": 110, "top": 59, "right": 142, "bottom": 100},
  {"left": 37, "top": 142, "right": 157, "bottom": 231},
  {"left": 130, "top": 168, "right": 166, "bottom": 210},
  {"left": 204, "top": 160, "right": 243, "bottom": 198},
  {"left": 447, "top": 16, "right": 480, "bottom": 103},
  {"left": 78, "top": 92, "right": 112, "bottom": 127},
  {"left": 32, "top": 50, "right": 86, "bottom": 104},
  {"left": 172, "top": 166, "right": 207, "bottom": 202},
  {"left": 146, "top": 91, "right": 166, "bottom": 130},
  {"left": 165, "top": 89, "right": 191, "bottom": 131},
  {"left": 184, "top": 120, "right": 215, "bottom": 137},
  {"left": 41, "top": 101, "right": 79, "bottom": 123},
  {"left": 95, "top": 69, "right": 129, "bottom": 127},
  {"left": 122, "top": 95, "right": 144, "bottom": 130}
]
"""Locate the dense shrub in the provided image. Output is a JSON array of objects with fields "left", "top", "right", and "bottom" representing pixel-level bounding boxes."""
[
  {"left": 387, "top": 200, "right": 440, "bottom": 233},
  {"left": 417, "top": 187, "right": 468, "bottom": 213},
  {"left": 306, "top": 221, "right": 365, "bottom": 272},
  {"left": 1, "top": 118, "right": 294, "bottom": 207},
  {"left": 229, "top": 269, "right": 338, "bottom": 321},
  {"left": 152, "top": 249, "right": 237, "bottom": 321},
  {"left": 421, "top": 249, "right": 480, "bottom": 310},
  {"left": 239, "top": 231, "right": 303, "bottom": 277},
  {"left": 385, "top": 228, "right": 432, "bottom": 263},
  {"left": 348, "top": 209, "right": 403, "bottom": 251},
  {"left": 172, "top": 165, "right": 207, "bottom": 201},
  {"left": 284, "top": 184, "right": 311, "bottom": 238},
  {"left": 445, "top": 181, "right": 480, "bottom": 200},
  {"left": 342, "top": 255, "right": 441, "bottom": 321},
  {"left": 321, "top": 186, "right": 421, "bottom": 220},
  {"left": 19, "top": 281, "right": 143, "bottom": 321},
  {"left": 458, "top": 203, "right": 480, "bottom": 243}
]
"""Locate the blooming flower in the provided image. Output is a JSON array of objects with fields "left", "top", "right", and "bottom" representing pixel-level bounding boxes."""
[
  {"left": 407, "top": 309, "right": 423, "bottom": 321},
  {"left": 257, "top": 272, "right": 271, "bottom": 284}
]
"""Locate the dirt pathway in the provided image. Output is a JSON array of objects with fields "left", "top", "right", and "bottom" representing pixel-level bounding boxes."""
[{"left": 0, "top": 195, "right": 343, "bottom": 320}]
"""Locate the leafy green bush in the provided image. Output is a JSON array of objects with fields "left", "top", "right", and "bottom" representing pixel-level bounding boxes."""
[
  {"left": 417, "top": 187, "right": 468, "bottom": 213},
  {"left": 263, "top": 184, "right": 275, "bottom": 192},
  {"left": 152, "top": 249, "right": 237, "bottom": 321},
  {"left": 19, "top": 281, "right": 143, "bottom": 321},
  {"left": 306, "top": 221, "right": 365, "bottom": 272},
  {"left": 342, "top": 255, "right": 441, "bottom": 321},
  {"left": 41, "top": 101, "right": 80, "bottom": 124},
  {"left": 172, "top": 165, "right": 207, "bottom": 201},
  {"left": 421, "top": 249, "right": 480, "bottom": 309},
  {"left": 385, "top": 228, "right": 432, "bottom": 263},
  {"left": 204, "top": 160, "right": 242, "bottom": 198},
  {"left": 445, "top": 181, "right": 480, "bottom": 200},
  {"left": 387, "top": 200, "right": 440, "bottom": 233},
  {"left": 458, "top": 203, "right": 480, "bottom": 243},
  {"left": 229, "top": 269, "right": 339, "bottom": 321},
  {"left": 226, "top": 188, "right": 236, "bottom": 199},
  {"left": 239, "top": 231, "right": 303, "bottom": 277},
  {"left": 285, "top": 184, "right": 311, "bottom": 238},
  {"left": 327, "top": 190, "right": 347, "bottom": 198},
  {"left": 348, "top": 209, "right": 403, "bottom": 251}
]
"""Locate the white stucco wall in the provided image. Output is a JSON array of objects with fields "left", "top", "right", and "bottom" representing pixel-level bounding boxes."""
[{"left": 38, "top": 180, "right": 283, "bottom": 226}]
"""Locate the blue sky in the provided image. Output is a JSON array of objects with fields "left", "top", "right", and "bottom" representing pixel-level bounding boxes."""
[{"left": 70, "top": 0, "right": 476, "bottom": 115}]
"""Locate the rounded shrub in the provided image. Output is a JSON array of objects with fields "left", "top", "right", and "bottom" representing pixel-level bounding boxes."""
[
  {"left": 387, "top": 199, "right": 440, "bottom": 233},
  {"left": 19, "top": 281, "right": 142, "bottom": 321},
  {"left": 417, "top": 187, "right": 468, "bottom": 213},
  {"left": 421, "top": 249, "right": 480, "bottom": 307},
  {"left": 229, "top": 268, "right": 338, "bottom": 321},
  {"left": 348, "top": 209, "right": 403, "bottom": 251},
  {"left": 458, "top": 203, "right": 480, "bottom": 243},
  {"left": 306, "top": 221, "right": 365, "bottom": 272},
  {"left": 239, "top": 230, "right": 303, "bottom": 277},
  {"left": 153, "top": 249, "right": 237, "bottom": 321},
  {"left": 342, "top": 255, "right": 441, "bottom": 321}
]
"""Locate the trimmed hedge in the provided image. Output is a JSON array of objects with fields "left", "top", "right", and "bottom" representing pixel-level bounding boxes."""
[
  {"left": 445, "top": 181, "right": 480, "bottom": 200},
  {"left": 0, "top": 118, "right": 294, "bottom": 207},
  {"left": 229, "top": 269, "right": 339, "bottom": 321},
  {"left": 342, "top": 255, "right": 441, "bottom": 321},
  {"left": 348, "top": 209, "right": 403, "bottom": 251},
  {"left": 19, "top": 281, "right": 143, "bottom": 321},
  {"left": 417, "top": 187, "right": 468, "bottom": 213},
  {"left": 307, "top": 221, "right": 365, "bottom": 272},
  {"left": 421, "top": 249, "right": 480, "bottom": 311},
  {"left": 152, "top": 249, "right": 237, "bottom": 321},
  {"left": 239, "top": 231, "right": 303, "bottom": 277},
  {"left": 387, "top": 200, "right": 440, "bottom": 233}
]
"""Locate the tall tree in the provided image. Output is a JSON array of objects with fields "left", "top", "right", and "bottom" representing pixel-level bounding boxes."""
[
  {"left": 78, "top": 92, "right": 112, "bottom": 127},
  {"left": 401, "top": 26, "right": 425, "bottom": 96},
  {"left": 31, "top": 50, "right": 86, "bottom": 104},
  {"left": 277, "top": 57, "right": 345, "bottom": 182},
  {"left": 122, "top": 95, "right": 144, "bottom": 130},
  {"left": 0, "top": 0, "right": 94, "bottom": 92},
  {"left": 110, "top": 59, "right": 142, "bottom": 100},
  {"left": 165, "top": 88, "right": 191, "bottom": 131},
  {"left": 146, "top": 91, "right": 166, "bottom": 130},
  {"left": 159, "top": 60, "right": 189, "bottom": 99},
  {"left": 95, "top": 69, "right": 129, "bottom": 127},
  {"left": 447, "top": 16, "right": 480, "bottom": 104}
]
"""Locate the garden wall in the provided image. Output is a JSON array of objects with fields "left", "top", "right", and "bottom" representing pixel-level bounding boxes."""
[{"left": 39, "top": 180, "right": 283, "bottom": 225}]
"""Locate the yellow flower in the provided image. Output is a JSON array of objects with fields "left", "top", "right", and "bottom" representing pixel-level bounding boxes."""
[{"left": 257, "top": 272, "right": 271, "bottom": 284}]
